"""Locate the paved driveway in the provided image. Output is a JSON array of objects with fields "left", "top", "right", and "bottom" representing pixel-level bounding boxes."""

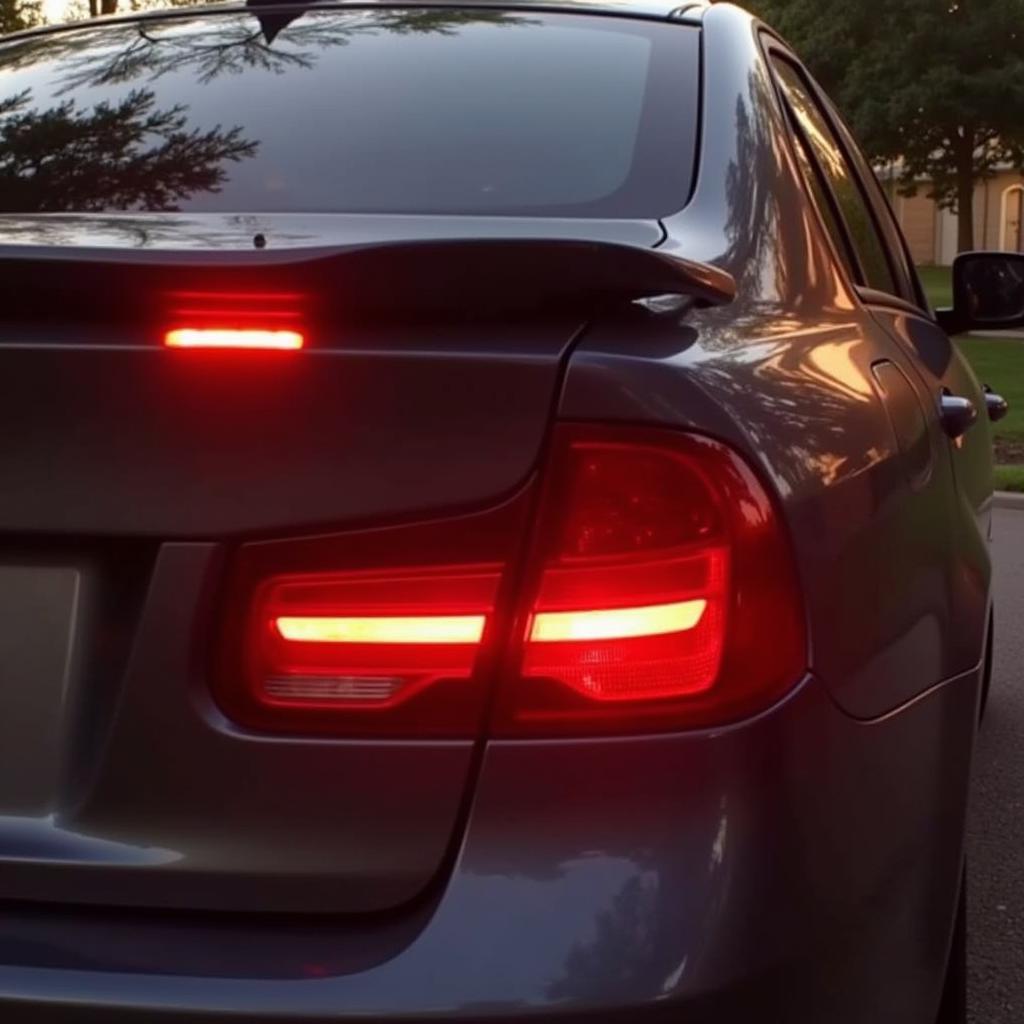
[{"left": 968, "top": 506, "right": 1024, "bottom": 1022}]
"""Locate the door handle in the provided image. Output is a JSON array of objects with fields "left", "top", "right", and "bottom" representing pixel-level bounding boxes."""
[
  {"left": 939, "top": 393, "right": 978, "bottom": 439},
  {"left": 983, "top": 385, "right": 1009, "bottom": 423}
]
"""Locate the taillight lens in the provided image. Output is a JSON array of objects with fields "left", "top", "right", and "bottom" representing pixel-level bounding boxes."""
[
  {"left": 253, "top": 564, "right": 498, "bottom": 709},
  {"left": 494, "top": 425, "right": 806, "bottom": 735},
  {"left": 218, "top": 427, "right": 804, "bottom": 738},
  {"left": 217, "top": 494, "right": 530, "bottom": 737}
]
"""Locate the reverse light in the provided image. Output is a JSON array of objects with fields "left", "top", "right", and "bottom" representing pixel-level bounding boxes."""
[{"left": 165, "top": 328, "right": 304, "bottom": 350}]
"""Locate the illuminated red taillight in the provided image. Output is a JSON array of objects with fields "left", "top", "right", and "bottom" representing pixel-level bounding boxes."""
[
  {"left": 494, "top": 425, "right": 806, "bottom": 735},
  {"left": 218, "top": 427, "right": 804, "bottom": 738},
  {"left": 218, "top": 495, "right": 529, "bottom": 737},
  {"left": 253, "top": 565, "right": 499, "bottom": 711}
]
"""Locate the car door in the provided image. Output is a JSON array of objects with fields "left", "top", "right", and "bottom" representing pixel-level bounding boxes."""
[
  {"left": 812, "top": 61, "right": 993, "bottom": 678},
  {"left": 813, "top": 76, "right": 995, "bottom": 540},
  {"left": 767, "top": 46, "right": 991, "bottom": 707}
]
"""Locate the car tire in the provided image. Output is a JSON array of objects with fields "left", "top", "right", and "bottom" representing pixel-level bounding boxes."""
[{"left": 935, "top": 868, "right": 967, "bottom": 1024}]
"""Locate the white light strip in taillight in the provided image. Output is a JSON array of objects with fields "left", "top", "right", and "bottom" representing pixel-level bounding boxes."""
[
  {"left": 528, "top": 599, "right": 706, "bottom": 644},
  {"left": 275, "top": 614, "right": 486, "bottom": 645}
]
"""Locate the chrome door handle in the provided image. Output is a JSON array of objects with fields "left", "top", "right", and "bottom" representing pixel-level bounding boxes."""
[
  {"left": 983, "top": 385, "right": 1009, "bottom": 423},
  {"left": 939, "top": 393, "right": 978, "bottom": 439}
]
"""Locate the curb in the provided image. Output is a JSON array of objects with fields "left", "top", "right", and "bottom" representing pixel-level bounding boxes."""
[{"left": 994, "top": 491, "right": 1024, "bottom": 510}]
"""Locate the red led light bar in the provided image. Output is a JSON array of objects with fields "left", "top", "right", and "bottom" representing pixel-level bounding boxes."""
[
  {"left": 275, "top": 613, "right": 487, "bottom": 645},
  {"left": 163, "top": 290, "right": 307, "bottom": 350},
  {"left": 529, "top": 599, "right": 707, "bottom": 643},
  {"left": 165, "top": 328, "right": 304, "bottom": 350}
]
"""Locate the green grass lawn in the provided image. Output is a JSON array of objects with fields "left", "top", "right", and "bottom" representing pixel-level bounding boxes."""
[
  {"left": 916, "top": 264, "right": 953, "bottom": 309},
  {"left": 958, "top": 336, "right": 1024, "bottom": 491},
  {"left": 917, "top": 266, "right": 1023, "bottom": 489},
  {"left": 955, "top": 337, "right": 1024, "bottom": 446},
  {"left": 996, "top": 465, "right": 1024, "bottom": 492},
  {"left": 957, "top": 336, "right": 1024, "bottom": 491}
]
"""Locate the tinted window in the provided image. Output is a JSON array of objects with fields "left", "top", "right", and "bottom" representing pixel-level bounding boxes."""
[
  {"left": 787, "top": 126, "right": 859, "bottom": 282},
  {"left": 772, "top": 57, "right": 898, "bottom": 295},
  {"left": 824, "top": 100, "right": 920, "bottom": 303},
  {"left": 0, "top": 10, "right": 698, "bottom": 218}
]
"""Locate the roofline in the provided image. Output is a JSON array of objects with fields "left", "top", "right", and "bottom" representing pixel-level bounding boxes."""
[{"left": 0, "top": 0, "right": 710, "bottom": 46}]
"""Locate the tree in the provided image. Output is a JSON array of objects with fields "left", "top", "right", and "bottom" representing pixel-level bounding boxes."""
[
  {"left": 83, "top": 0, "right": 208, "bottom": 21},
  {"left": 749, "top": 0, "right": 1024, "bottom": 252},
  {"left": 1, "top": 0, "right": 42, "bottom": 34}
]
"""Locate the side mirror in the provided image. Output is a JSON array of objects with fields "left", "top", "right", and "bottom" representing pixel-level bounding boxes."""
[{"left": 938, "top": 251, "right": 1024, "bottom": 334}]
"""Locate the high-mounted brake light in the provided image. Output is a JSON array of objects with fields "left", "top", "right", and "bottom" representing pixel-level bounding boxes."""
[
  {"left": 163, "top": 290, "right": 306, "bottom": 350},
  {"left": 494, "top": 425, "right": 806, "bottom": 735},
  {"left": 165, "top": 328, "right": 304, "bottom": 350}
]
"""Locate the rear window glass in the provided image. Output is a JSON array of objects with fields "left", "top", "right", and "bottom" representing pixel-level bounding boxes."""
[{"left": 0, "top": 10, "right": 698, "bottom": 218}]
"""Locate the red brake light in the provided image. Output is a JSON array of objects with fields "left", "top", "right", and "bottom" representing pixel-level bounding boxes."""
[
  {"left": 165, "top": 328, "right": 304, "bottom": 350},
  {"left": 217, "top": 493, "right": 530, "bottom": 737},
  {"left": 275, "top": 612, "right": 486, "bottom": 646},
  {"left": 164, "top": 291, "right": 306, "bottom": 350},
  {"left": 528, "top": 599, "right": 708, "bottom": 644},
  {"left": 217, "top": 427, "right": 804, "bottom": 739},
  {"left": 253, "top": 565, "right": 498, "bottom": 711},
  {"left": 495, "top": 425, "right": 806, "bottom": 735}
]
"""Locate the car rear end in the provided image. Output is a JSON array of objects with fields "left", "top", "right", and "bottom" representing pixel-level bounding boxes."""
[{"left": 0, "top": 4, "right": 977, "bottom": 1022}]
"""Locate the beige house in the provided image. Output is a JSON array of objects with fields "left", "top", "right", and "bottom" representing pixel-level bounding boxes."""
[{"left": 887, "top": 168, "right": 1024, "bottom": 266}]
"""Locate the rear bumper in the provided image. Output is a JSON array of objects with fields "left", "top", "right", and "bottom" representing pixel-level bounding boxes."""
[{"left": 0, "top": 671, "right": 977, "bottom": 1024}]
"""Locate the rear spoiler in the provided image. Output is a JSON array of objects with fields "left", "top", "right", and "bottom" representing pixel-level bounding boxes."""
[{"left": 0, "top": 238, "right": 735, "bottom": 326}]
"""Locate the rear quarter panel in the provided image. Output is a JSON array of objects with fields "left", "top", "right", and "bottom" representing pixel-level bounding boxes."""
[{"left": 560, "top": 1, "right": 991, "bottom": 719}]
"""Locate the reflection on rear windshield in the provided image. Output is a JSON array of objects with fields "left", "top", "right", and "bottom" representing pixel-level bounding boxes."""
[
  {"left": 0, "top": 8, "right": 698, "bottom": 217},
  {"left": 0, "top": 87, "right": 257, "bottom": 212}
]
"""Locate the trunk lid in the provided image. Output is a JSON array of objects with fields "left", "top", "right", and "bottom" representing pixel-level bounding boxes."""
[{"left": 0, "top": 214, "right": 728, "bottom": 913}]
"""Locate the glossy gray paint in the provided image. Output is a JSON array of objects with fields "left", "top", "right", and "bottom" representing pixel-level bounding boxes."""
[
  {"left": 0, "top": 567, "right": 80, "bottom": 812},
  {"left": 0, "top": 225, "right": 679, "bottom": 538},
  {"left": 0, "top": 2, "right": 990, "bottom": 1022},
  {"left": 0, "top": 671, "right": 980, "bottom": 1023},
  {"left": 0, "top": 545, "right": 479, "bottom": 913}
]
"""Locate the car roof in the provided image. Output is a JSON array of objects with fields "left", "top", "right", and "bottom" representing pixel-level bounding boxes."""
[{"left": 0, "top": 0, "right": 711, "bottom": 46}]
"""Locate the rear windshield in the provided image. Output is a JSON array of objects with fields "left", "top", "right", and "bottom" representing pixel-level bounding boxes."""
[{"left": 0, "top": 9, "right": 698, "bottom": 218}]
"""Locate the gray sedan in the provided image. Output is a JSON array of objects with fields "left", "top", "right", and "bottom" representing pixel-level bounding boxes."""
[{"left": 0, "top": 1, "right": 1020, "bottom": 1021}]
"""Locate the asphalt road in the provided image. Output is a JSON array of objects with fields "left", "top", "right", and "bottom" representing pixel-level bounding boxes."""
[{"left": 968, "top": 506, "right": 1024, "bottom": 1022}]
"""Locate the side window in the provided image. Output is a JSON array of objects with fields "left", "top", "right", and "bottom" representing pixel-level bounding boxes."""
[
  {"left": 771, "top": 56, "right": 900, "bottom": 297},
  {"left": 787, "top": 126, "right": 860, "bottom": 283},
  {"left": 824, "top": 101, "right": 925, "bottom": 306}
]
